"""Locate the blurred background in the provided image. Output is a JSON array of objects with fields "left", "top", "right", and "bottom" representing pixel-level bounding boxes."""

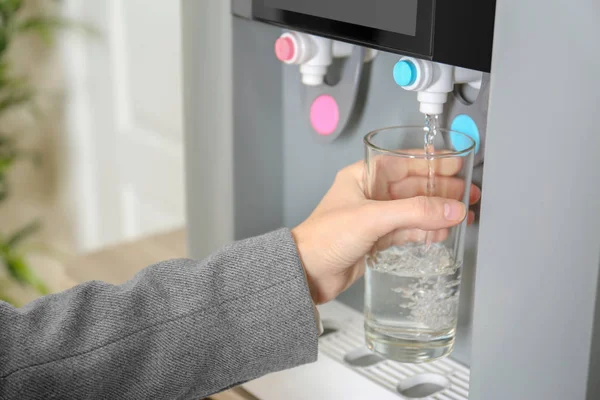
[{"left": 0, "top": 0, "right": 197, "bottom": 305}]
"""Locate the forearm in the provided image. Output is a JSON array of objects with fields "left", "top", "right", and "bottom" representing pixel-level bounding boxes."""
[{"left": 0, "top": 228, "right": 319, "bottom": 399}]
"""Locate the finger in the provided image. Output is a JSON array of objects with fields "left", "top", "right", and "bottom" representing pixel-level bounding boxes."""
[
  {"left": 376, "top": 151, "right": 464, "bottom": 178},
  {"left": 470, "top": 186, "right": 481, "bottom": 205},
  {"left": 344, "top": 159, "right": 366, "bottom": 181},
  {"left": 313, "top": 166, "right": 368, "bottom": 215},
  {"left": 336, "top": 155, "right": 462, "bottom": 200},
  {"left": 365, "top": 154, "right": 465, "bottom": 202},
  {"left": 389, "top": 176, "right": 475, "bottom": 202},
  {"left": 468, "top": 210, "right": 476, "bottom": 225},
  {"left": 361, "top": 196, "right": 467, "bottom": 239},
  {"left": 374, "top": 228, "right": 450, "bottom": 251}
]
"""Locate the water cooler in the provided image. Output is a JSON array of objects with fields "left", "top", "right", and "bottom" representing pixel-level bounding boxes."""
[{"left": 182, "top": 1, "right": 600, "bottom": 399}]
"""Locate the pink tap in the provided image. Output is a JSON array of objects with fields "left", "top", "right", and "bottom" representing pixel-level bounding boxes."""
[
  {"left": 274, "top": 31, "right": 376, "bottom": 136},
  {"left": 274, "top": 36, "right": 295, "bottom": 62}
]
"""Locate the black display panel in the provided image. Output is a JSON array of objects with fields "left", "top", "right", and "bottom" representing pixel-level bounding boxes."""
[
  {"left": 250, "top": 0, "right": 496, "bottom": 72},
  {"left": 265, "top": 0, "right": 418, "bottom": 37},
  {"left": 254, "top": 0, "right": 433, "bottom": 59}
]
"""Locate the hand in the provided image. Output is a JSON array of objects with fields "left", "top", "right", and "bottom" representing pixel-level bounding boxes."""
[{"left": 292, "top": 159, "right": 480, "bottom": 304}]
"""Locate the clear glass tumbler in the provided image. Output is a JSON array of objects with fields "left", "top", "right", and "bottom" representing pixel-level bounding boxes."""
[{"left": 363, "top": 125, "right": 475, "bottom": 363}]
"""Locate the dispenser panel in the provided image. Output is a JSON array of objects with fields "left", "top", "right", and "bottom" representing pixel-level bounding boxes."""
[
  {"left": 266, "top": 0, "right": 418, "bottom": 36},
  {"left": 252, "top": 0, "right": 495, "bottom": 72}
]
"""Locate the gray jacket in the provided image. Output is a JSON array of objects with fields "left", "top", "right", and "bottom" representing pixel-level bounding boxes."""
[{"left": 0, "top": 229, "right": 319, "bottom": 399}]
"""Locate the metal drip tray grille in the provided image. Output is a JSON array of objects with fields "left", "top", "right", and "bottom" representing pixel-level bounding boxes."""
[{"left": 318, "top": 302, "right": 470, "bottom": 400}]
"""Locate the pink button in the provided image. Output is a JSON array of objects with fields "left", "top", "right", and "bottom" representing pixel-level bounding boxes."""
[
  {"left": 310, "top": 95, "right": 339, "bottom": 136},
  {"left": 275, "top": 37, "right": 295, "bottom": 62}
]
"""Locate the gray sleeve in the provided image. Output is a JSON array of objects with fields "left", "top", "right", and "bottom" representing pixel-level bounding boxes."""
[{"left": 0, "top": 228, "right": 319, "bottom": 400}]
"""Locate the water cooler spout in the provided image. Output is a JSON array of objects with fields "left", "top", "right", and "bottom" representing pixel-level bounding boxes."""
[
  {"left": 393, "top": 57, "right": 483, "bottom": 115},
  {"left": 275, "top": 31, "right": 376, "bottom": 86}
]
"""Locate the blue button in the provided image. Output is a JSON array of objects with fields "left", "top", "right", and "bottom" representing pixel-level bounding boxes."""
[
  {"left": 450, "top": 114, "right": 480, "bottom": 153},
  {"left": 393, "top": 60, "right": 417, "bottom": 87}
]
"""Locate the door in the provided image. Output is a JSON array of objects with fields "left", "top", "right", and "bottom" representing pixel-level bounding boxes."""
[{"left": 61, "top": 0, "right": 185, "bottom": 251}]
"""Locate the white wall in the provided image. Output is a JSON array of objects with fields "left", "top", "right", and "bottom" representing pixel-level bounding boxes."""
[{"left": 61, "top": 0, "right": 186, "bottom": 251}]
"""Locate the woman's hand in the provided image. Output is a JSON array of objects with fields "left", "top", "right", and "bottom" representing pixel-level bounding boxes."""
[{"left": 292, "top": 159, "right": 480, "bottom": 304}]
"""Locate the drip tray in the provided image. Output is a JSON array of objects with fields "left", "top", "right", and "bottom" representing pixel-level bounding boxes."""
[
  {"left": 318, "top": 301, "right": 470, "bottom": 400},
  {"left": 243, "top": 300, "right": 470, "bottom": 400}
]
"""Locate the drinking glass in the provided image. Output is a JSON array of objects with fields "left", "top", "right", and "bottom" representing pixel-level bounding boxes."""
[{"left": 363, "top": 125, "right": 475, "bottom": 363}]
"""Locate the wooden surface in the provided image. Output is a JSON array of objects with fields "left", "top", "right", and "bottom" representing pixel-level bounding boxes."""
[
  {"left": 64, "top": 229, "right": 256, "bottom": 400},
  {"left": 65, "top": 229, "right": 188, "bottom": 284}
]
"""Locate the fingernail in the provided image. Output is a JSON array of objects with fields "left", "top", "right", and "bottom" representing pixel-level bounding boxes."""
[{"left": 444, "top": 202, "right": 464, "bottom": 220}]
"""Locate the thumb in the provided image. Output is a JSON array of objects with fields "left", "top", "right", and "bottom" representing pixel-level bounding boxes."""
[{"left": 359, "top": 196, "right": 466, "bottom": 239}]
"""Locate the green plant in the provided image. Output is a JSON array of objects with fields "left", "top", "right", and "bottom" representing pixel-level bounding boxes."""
[{"left": 0, "top": 0, "right": 86, "bottom": 304}]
